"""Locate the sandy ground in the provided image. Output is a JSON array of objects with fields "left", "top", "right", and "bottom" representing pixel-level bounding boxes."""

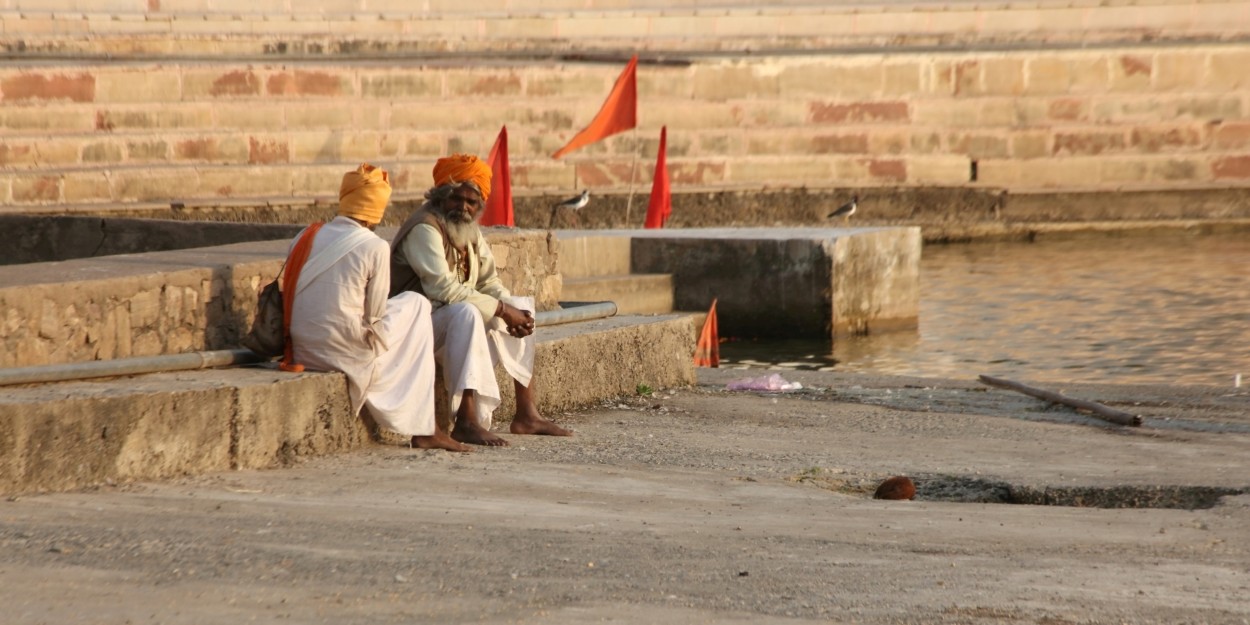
[{"left": 2, "top": 369, "right": 1248, "bottom": 625}]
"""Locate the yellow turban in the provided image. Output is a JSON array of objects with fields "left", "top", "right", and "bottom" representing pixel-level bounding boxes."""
[
  {"left": 338, "top": 163, "right": 392, "bottom": 225},
  {"left": 432, "top": 153, "right": 492, "bottom": 202}
]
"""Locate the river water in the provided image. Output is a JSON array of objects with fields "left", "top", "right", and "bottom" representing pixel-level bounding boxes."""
[{"left": 720, "top": 232, "right": 1250, "bottom": 387}]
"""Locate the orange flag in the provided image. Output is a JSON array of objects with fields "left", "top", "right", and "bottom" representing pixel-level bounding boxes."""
[
  {"left": 644, "top": 126, "right": 671, "bottom": 229},
  {"left": 551, "top": 56, "right": 638, "bottom": 159},
  {"left": 483, "top": 126, "right": 514, "bottom": 227},
  {"left": 693, "top": 299, "right": 719, "bottom": 368}
]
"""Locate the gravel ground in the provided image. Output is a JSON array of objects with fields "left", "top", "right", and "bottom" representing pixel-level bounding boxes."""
[{"left": 2, "top": 370, "right": 1248, "bottom": 624}]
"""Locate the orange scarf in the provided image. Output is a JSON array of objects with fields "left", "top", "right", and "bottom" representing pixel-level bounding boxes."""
[{"left": 279, "top": 222, "right": 324, "bottom": 372}]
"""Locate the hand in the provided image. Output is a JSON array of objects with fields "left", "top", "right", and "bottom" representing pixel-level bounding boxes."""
[{"left": 498, "top": 303, "right": 535, "bottom": 337}]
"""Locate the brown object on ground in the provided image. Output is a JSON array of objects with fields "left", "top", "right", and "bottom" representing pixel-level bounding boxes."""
[
  {"left": 978, "top": 374, "right": 1143, "bottom": 427},
  {"left": 874, "top": 475, "right": 916, "bottom": 500}
]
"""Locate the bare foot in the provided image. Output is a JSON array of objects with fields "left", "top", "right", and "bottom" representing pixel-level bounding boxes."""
[
  {"left": 411, "top": 432, "right": 472, "bottom": 453},
  {"left": 510, "top": 413, "right": 573, "bottom": 437},
  {"left": 452, "top": 422, "right": 510, "bottom": 447}
]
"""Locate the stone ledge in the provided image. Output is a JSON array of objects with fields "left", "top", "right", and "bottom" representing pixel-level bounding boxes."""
[
  {"left": 0, "top": 226, "right": 559, "bottom": 369},
  {"left": 0, "top": 311, "right": 698, "bottom": 496},
  {"left": 0, "top": 368, "right": 365, "bottom": 496}
]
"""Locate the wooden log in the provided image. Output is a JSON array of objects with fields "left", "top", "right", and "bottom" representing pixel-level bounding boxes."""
[{"left": 977, "top": 374, "right": 1143, "bottom": 427}]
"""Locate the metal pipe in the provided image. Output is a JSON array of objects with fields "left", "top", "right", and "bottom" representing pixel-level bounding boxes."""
[
  {"left": 0, "top": 349, "right": 264, "bottom": 387},
  {"left": 2, "top": 303, "right": 616, "bottom": 387},
  {"left": 535, "top": 301, "right": 618, "bottom": 327}
]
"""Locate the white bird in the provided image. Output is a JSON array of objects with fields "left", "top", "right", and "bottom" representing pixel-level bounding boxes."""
[
  {"left": 826, "top": 195, "right": 858, "bottom": 223},
  {"left": 549, "top": 189, "right": 590, "bottom": 229}
]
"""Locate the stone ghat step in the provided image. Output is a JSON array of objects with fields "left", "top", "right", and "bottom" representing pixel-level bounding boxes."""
[
  {"left": 2, "top": 0, "right": 1246, "bottom": 55},
  {"left": 0, "top": 312, "right": 698, "bottom": 496},
  {"left": 562, "top": 274, "right": 675, "bottom": 315}
]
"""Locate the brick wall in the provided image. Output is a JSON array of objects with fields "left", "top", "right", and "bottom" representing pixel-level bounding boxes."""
[{"left": 2, "top": 37, "right": 1250, "bottom": 208}]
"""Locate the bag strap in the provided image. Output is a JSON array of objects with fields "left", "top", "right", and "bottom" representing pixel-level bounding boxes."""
[{"left": 278, "top": 222, "right": 325, "bottom": 372}]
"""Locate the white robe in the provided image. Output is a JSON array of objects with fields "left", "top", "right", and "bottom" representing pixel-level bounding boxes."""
[
  {"left": 288, "top": 217, "right": 437, "bottom": 437},
  {"left": 431, "top": 295, "right": 536, "bottom": 430},
  {"left": 394, "top": 220, "right": 535, "bottom": 430}
]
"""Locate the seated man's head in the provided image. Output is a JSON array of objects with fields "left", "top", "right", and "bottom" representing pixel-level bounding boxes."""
[
  {"left": 338, "top": 163, "right": 392, "bottom": 229},
  {"left": 427, "top": 154, "right": 493, "bottom": 248}
]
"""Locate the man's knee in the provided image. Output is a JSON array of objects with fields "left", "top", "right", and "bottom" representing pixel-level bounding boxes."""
[{"left": 444, "top": 302, "right": 482, "bottom": 325}]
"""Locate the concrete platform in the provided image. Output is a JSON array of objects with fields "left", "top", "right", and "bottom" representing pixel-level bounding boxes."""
[
  {"left": 0, "top": 312, "right": 697, "bottom": 496},
  {"left": 561, "top": 273, "right": 674, "bottom": 315},
  {"left": 561, "top": 227, "right": 921, "bottom": 339}
]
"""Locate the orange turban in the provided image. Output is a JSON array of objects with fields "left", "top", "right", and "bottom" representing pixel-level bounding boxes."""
[
  {"left": 432, "top": 153, "right": 492, "bottom": 202},
  {"left": 338, "top": 163, "right": 391, "bottom": 225}
]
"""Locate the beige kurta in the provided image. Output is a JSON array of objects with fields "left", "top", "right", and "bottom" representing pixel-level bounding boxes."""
[
  {"left": 393, "top": 222, "right": 536, "bottom": 428},
  {"left": 288, "top": 217, "right": 438, "bottom": 437}
]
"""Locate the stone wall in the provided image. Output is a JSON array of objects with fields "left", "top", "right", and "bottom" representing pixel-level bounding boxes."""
[
  {"left": 0, "top": 229, "right": 560, "bottom": 369},
  {"left": 626, "top": 227, "right": 920, "bottom": 339},
  {"left": 4, "top": 43, "right": 1250, "bottom": 212}
]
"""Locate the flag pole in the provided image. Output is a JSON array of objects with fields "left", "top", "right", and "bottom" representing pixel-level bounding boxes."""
[{"left": 625, "top": 126, "right": 639, "bottom": 226}]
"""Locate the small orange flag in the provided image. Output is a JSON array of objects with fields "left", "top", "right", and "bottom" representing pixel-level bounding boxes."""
[
  {"left": 694, "top": 298, "right": 719, "bottom": 368},
  {"left": 551, "top": 56, "right": 638, "bottom": 159},
  {"left": 483, "top": 126, "right": 514, "bottom": 227},
  {"left": 644, "top": 126, "right": 671, "bottom": 229}
]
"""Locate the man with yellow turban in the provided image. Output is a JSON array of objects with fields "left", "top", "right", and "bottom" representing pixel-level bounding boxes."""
[
  {"left": 288, "top": 163, "right": 469, "bottom": 452},
  {"left": 389, "top": 154, "right": 572, "bottom": 446}
]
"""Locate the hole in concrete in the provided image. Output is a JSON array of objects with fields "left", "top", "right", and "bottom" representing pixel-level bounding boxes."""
[
  {"left": 916, "top": 475, "right": 1244, "bottom": 510},
  {"left": 969, "top": 159, "right": 979, "bottom": 182},
  {"left": 791, "top": 471, "right": 1244, "bottom": 510}
]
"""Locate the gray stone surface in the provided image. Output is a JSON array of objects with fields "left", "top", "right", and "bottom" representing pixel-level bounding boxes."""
[
  {"left": 0, "top": 313, "right": 697, "bottom": 496},
  {"left": 623, "top": 227, "right": 920, "bottom": 338},
  {"left": 0, "top": 229, "right": 561, "bottom": 369},
  {"left": 0, "top": 369, "right": 1246, "bottom": 624}
]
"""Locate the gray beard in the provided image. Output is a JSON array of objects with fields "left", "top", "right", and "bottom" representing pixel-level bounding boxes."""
[
  {"left": 445, "top": 219, "right": 480, "bottom": 250},
  {"left": 436, "top": 208, "right": 481, "bottom": 249}
]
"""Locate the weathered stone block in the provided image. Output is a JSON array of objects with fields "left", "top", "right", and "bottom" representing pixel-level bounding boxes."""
[
  {"left": 1, "top": 71, "right": 95, "bottom": 103},
  {"left": 1154, "top": 52, "right": 1206, "bottom": 92},
  {"left": 779, "top": 62, "right": 881, "bottom": 98},
  {"left": 1110, "top": 54, "right": 1153, "bottom": 92},
  {"left": 233, "top": 371, "right": 368, "bottom": 470},
  {"left": 11, "top": 175, "right": 61, "bottom": 203},
  {"left": 694, "top": 63, "right": 780, "bottom": 101},
  {"left": 628, "top": 227, "right": 919, "bottom": 339},
  {"left": 266, "top": 70, "right": 352, "bottom": 97},
  {"left": 446, "top": 70, "right": 523, "bottom": 98},
  {"left": 95, "top": 68, "right": 180, "bottom": 103},
  {"left": 182, "top": 68, "right": 262, "bottom": 98}
]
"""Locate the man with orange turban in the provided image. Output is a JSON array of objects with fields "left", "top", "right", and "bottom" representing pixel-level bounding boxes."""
[
  {"left": 288, "top": 163, "right": 468, "bottom": 452},
  {"left": 389, "top": 154, "right": 572, "bottom": 446}
]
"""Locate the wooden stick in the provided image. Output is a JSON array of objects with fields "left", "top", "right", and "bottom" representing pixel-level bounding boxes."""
[
  {"left": 625, "top": 126, "right": 639, "bottom": 226},
  {"left": 977, "top": 375, "right": 1143, "bottom": 427}
]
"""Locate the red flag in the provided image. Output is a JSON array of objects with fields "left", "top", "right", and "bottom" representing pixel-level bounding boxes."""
[
  {"left": 644, "top": 126, "right": 671, "bottom": 229},
  {"left": 551, "top": 56, "right": 638, "bottom": 159},
  {"left": 693, "top": 299, "right": 719, "bottom": 368},
  {"left": 482, "top": 126, "right": 514, "bottom": 227}
]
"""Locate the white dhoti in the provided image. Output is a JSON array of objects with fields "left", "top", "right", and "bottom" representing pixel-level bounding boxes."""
[
  {"left": 293, "top": 291, "right": 438, "bottom": 438},
  {"left": 430, "top": 295, "right": 536, "bottom": 430}
]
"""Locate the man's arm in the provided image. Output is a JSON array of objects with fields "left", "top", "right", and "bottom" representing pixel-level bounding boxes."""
[
  {"left": 363, "top": 238, "right": 391, "bottom": 352},
  {"left": 400, "top": 223, "right": 499, "bottom": 320}
]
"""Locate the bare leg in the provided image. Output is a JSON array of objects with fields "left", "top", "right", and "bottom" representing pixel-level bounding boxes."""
[
  {"left": 510, "top": 377, "right": 573, "bottom": 436},
  {"left": 451, "top": 390, "right": 510, "bottom": 447},
  {"left": 411, "top": 430, "right": 472, "bottom": 453}
]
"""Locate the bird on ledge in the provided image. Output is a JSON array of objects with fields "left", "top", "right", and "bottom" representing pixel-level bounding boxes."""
[
  {"left": 826, "top": 194, "right": 858, "bottom": 223},
  {"left": 549, "top": 189, "right": 590, "bottom": 229}
]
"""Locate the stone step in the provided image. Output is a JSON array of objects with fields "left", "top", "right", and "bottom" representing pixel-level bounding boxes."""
[
  {"left": 2, "top": 0, "right": 1245, "bottom": 55},
  {"left": 562, "top": 273, "right": 675, "bottom": 315},
  {"left": 0, "top": 311, "right": 699, "bottom": 496},
  {"left": 556, "top": 233, "right": 633, "bottom": 278}
]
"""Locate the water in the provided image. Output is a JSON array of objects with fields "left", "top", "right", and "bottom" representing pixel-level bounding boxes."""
[{"left": 721, "top": 233, "right": 1250, "bottom": 387}]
